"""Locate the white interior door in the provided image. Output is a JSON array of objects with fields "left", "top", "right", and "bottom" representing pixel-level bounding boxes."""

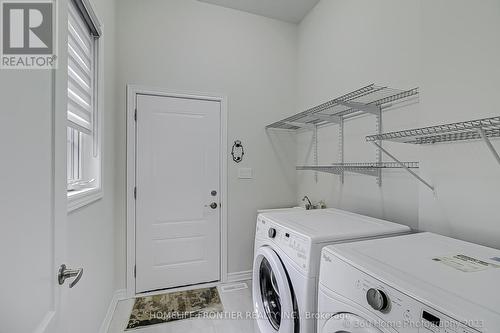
[
  {"left": 136, "top": 94, "right": 222, "bottom": 293},
  {"left": 0, "top": 34, "right": 68, "bottom": 333},
  {"left": 0, "top": 81, "right": 68, "bottom": 333}
]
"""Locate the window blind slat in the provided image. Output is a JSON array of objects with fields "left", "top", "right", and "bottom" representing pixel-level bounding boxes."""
[
  {"left": 68, "top": 56, "right": 91, "bottom": 85},
  {"left": 68, "top": 87, "right": 91, "bottom": 111},
  {"left": 68, "top": 66, "right": 91, "bottom": 95},
  {"left": 68, "top": 95, "right": 91, "bottom": 121},
  {"left": 67, "top": 116, "right": 92, "bottom": 135},
  {"left": 69, "top": 79, "right": 91, "bottom": 104},
  {"left": 68, "top": 18, "right": 91, "bottom": 51},
  {"left": 68, "top": 43, "right": 91, "bottom": 74},
  {"left": 67, "top": 103, "right": 92, "bottom": 135},
  {"left": 68, "top": 32, "right": 91, "bottom": 65}
]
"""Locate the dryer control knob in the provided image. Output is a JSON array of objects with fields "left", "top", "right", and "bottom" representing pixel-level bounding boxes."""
[
  {"left": 268, "top": 228, "right": 277, "bottom": 238},
  {"left": 367, "top": 288, "right": 390, "bottom": 312}
]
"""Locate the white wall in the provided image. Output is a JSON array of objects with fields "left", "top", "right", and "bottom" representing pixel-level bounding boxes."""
[
  {"left": 65, "top": 0, "right": 118, "bottom": 331},
  {"left": 418, "top": 0, "right": 500, "bottom": 249},
  {"left": 297, "top": 0, "right": 500, "bottom": 248},
  {"left": 115, "top": 0, "right": 297, "bottom": 287},
  {"left": 296, "top": 0, "right": 421, "bottom": 229}
]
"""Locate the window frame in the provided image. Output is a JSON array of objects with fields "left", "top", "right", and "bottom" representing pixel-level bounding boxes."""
[
  {"left": 66, "top": 0, "right": 103, "bottom": 212},
  {"left": 67, "top": 127, "right": 82, "bottom": 183}
]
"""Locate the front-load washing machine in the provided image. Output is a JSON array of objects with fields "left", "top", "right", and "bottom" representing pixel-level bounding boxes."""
[
  {"left": 317, "top": 232, "right": 500, "bottom": 333},
  {"left": 252, "top": 208, "right": 411, "bottom": 333}
]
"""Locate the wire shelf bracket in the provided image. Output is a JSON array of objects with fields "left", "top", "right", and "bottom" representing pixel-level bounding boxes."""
[
  {"left": 478, "top": 128, "right": 500, "bottom": 166},
  {"left": 371, "top": 142, "right": 434, "bottom": 191}
]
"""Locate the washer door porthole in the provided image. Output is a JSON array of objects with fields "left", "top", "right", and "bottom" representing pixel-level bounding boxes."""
[
  {"left": 260, "top": 257, "right": 281, "bottom": 330},
  {"left": 252, "top": 246, "right": 297, "bottom": 333}
]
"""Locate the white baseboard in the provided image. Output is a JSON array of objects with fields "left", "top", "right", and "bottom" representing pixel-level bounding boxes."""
[
  {"left": 226, "top": 270, "right": 252, "bottom": 283},
  {"left": 99, "top": 289, "right": 126, "bottom": 333}
]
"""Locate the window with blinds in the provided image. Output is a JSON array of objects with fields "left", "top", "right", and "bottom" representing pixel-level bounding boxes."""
[
  {"left": 67, "top": 0, "right": 95, "bottom": 135},
  {"left": 66, "top": 0, "right": 102, "bottom": 195}
]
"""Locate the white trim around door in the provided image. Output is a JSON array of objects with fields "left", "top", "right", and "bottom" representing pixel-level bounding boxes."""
[{"left": 126, "top": 85, "right": 228, "bottom": 297}]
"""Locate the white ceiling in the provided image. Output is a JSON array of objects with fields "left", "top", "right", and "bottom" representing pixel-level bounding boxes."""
[{"left": 197, "top": 0, "right": 320, "bottom": 24}]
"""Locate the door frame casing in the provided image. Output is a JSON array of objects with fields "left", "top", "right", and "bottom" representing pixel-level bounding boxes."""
[{"left": 126, "top": 85, "right": 228, "bottom": 297}]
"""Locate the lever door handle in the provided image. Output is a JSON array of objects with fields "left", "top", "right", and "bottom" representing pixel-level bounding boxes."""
[{"left": 58, "top": 264, "right": 84, "bottom": 288}]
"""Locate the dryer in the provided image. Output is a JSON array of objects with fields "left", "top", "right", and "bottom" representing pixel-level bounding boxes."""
[
  {"left": 252, "top": 208, "right": 411, "bottom": 333},
  {"left": 318, "top": 232, "right": 500, "bottom": 333}
]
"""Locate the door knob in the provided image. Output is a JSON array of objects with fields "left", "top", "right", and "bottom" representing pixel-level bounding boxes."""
[
  {"left": 210, "top": 202, "right": 218, "bottom": 209},
  {"left": 58, "top": 264, "right": 83, "bottom": 288}
]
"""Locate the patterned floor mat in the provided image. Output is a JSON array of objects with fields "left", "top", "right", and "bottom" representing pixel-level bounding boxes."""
[{"left": 126, "top": 286, "right": 224, "bottom": 330}]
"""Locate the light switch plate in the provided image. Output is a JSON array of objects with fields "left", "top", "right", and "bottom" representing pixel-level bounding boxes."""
[{"left": 238, "top": 168, "right": 253, "bottom": 179}]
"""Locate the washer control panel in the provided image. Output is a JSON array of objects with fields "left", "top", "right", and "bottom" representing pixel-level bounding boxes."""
[
  {"left": 319, "top": 251, "right": 482, "bottom": 333},
  {"left": 256, "top": 216, "right": 311, "bottom": 273}
]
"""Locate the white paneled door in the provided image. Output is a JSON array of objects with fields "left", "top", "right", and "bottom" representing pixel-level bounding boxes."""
[{"left": 135, "top": 94, "right": 222, "bottom": 293}]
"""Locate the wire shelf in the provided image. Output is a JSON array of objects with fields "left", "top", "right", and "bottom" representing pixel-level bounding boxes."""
[
  {"left": 266, "top": 84, "right": 419, "bottom": 130},
  {"left": 297, "top": 162, "right": 419, "bottom": 177},
  {"left": 366, "top": 116, "right": 500, "bottom": 144}
]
